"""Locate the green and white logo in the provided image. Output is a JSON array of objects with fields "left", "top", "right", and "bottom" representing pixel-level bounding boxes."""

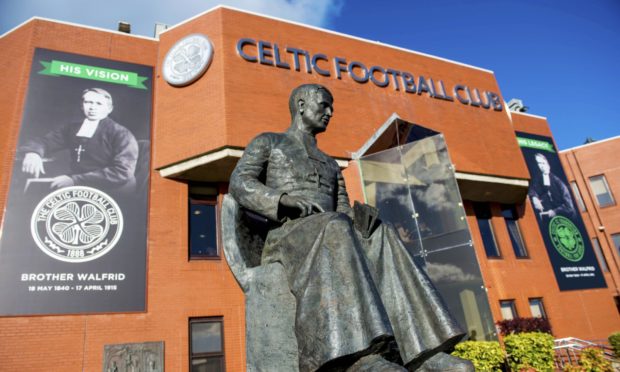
[{"left": 548, "top": 216, "right": 584, "bottom": 262}]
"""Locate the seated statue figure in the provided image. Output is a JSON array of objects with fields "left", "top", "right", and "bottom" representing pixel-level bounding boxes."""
[{"left": 229, "top": 84, "right": 474, "bottom": 371}]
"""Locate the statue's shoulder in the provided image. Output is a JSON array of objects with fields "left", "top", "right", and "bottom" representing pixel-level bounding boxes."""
[{"left": 248, "top": 132, "right": 288, "bottom": 147}]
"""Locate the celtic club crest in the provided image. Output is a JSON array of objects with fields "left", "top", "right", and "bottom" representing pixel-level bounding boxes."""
[
  {"left": 31, "top": 186, "right": 123, "bottom": 262},
  {"left": 548, "top": 216, "right": 584, "bottom": 262}
]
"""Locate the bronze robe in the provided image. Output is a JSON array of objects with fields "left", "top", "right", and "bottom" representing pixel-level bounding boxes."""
[{"left": 230, "top": 130, "right": 464, "bottom": 372}]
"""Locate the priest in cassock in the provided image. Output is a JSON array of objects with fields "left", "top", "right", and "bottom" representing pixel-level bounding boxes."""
[
  {"left": 230, "top": 84, "right": 474, "bottom": 372},
  {"left": 21, "top": 87, "right": 138, "bottom": 192}
]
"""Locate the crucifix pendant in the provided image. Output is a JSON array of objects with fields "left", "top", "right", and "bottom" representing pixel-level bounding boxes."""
[{"left": 75, "top": 145, "right": 85, "bottom": 162}]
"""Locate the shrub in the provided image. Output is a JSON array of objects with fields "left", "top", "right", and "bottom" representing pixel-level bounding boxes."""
[
  {"left": 608, "top": 332, "right": 620, "bottom": 358},
  {"left": 563, "top": 348, "right": 613, "bottom": 372},
  {"left": 504, "top": 332, "right": 554, "bottom": 371},
  {"left": 451, "top": 341, "right": 505, "bottom": 371},
  {"left": 496, "top": 317, "right": 552, "bottom": 336},
  {"left": 577, "top": 348, "right": 613, "bottom": 372}
]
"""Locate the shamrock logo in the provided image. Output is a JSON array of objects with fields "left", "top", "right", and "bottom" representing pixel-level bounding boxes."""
[
  {"left": 549, "top": 216, "right": 584, "bottom": 262},
  {"left": 51, "top": 202, "right": 105, "bottom": 245},
  {"left": 556, "top": 225, "right": 576, "bottom": 250}
]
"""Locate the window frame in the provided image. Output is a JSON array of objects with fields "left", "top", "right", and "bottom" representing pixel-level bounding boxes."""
[
  {"left": 570, "top": 181, "right": 587, "bottom": 212},
  {"left": 499, "top": 299, "right": 518, "bottom": 320},
  {"left": 591, "top": 238, "right": 609, "bottom": 273},
  {"left": 189, "top": 317, "right": 225, "bottom": 372},
  {"left": 528, "top": 298, "right": 547, "bottom": 319},
  {"left": 188, "top": 192, "right": 220, "bottom": 260},
  {"left": 611, "top": 233, "right": 620, "bottom": 257},
  {"left": 473, "top": 202, "right": 502, "bottom": 259},
  {"left": 501, "top": 204, "right": 529, "bottom": 259},
  {"left": 588, "top": 174, "right": 615, "bottom": 208}
]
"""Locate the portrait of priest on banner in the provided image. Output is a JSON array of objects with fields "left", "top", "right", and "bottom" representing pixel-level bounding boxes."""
[
  {"left": 528, "top": 152, "right": 577, "bottom": 221},
  {"left": 19, "top": 87, "right": 148, "bottom": 196}
]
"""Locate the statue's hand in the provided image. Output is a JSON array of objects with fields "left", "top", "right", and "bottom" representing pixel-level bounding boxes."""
[{"left": 280, "top": 194, "right": 325, "bottom": 217}]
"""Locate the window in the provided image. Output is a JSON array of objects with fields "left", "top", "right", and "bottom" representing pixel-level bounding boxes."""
[
  {"left": 611, "top": 233, "right": 620, "bottom": 256},
  {"left": 528, "top": 298, "right": 547, "bottom": 318},
  {"left": 501, "top": 204, "right": 528, "bottom": 258},
  {"left": 570, "top": 181, "right": 587, "bottom": 212},
  {"left": 189, "top": 185, "right": 219, "bottom": 259},
  {"left": 591, "top": 238, "right": 609, "bottom": 272},
  {"left": 500, "top": 300, "right": 518, "bottom": 320},
  {"left": 589, "top": 175, "right": 615, "bottom": 207},
  {"left": 190, "top": 318, "right": 225, "bottom": 372},
  {"left": 473, "top": 202, "right": 501, "bottom": 258}
]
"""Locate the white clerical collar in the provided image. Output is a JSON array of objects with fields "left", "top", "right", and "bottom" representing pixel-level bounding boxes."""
[
  {"left": 543, "top": 174, "right": 550, "bottom": 186},
  {"left": 76, "top": 119, "right": 100, "bottom": 138}
]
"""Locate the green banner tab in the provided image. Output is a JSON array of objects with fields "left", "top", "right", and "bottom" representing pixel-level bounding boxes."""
[
  {"left": 516, "top": 136, "right": 555, "bottom": 153},
  {"left": 39, "top": 60, "right": 148, "bottom": 90}
]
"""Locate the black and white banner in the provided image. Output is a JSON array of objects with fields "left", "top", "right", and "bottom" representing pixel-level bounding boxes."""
[{"left": 0, "top": 48, "right": 152, "bottom": 315}]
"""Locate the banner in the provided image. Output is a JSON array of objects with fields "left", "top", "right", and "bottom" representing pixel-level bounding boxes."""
[
  {"left": 0, "top": 48, "right": 153, "bottom": 315},
  {"left": 517, "top": 132, "right": 606, "bottom": 291}
]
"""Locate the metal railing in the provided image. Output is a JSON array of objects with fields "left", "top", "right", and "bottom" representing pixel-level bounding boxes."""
[{"left": 553, "top": 337, "right": 617, "bottom": 369}]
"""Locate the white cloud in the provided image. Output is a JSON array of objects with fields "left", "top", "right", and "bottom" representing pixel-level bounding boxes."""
[
  {"left": 228, "top": 0, "right": 344, "bottom": 27},
  {"left": 1, "top": 0, "right": 344, "bottom": 37},
  {"left": 425, "top": 262, "right": 476, "bottom": 283}
]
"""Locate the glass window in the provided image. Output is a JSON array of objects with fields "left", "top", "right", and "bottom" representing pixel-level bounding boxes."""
[
  {"left": 500, "top": 300, "right": 518, "bottom": 320},
  {"left": 591, "top": 238, "right": 609, "bottom": 272},
  {"left": 501, "top": 204, "right": 528, "bottom": 258},
  {"left": 570, "top": 181, "right": 587, "bottom": 212},
  {"left": 473, "top": 202, "right": 501, "bottom": 258},
  {"left": 611, "top": 233, "right": 620, "bottom": 256},
  {"left": 528, "top": 298, "right": 547, "bottom": 318},
  {"left": 189, "top": 185, "right": 219, "bottom": 259},
  {"left": 190, "top": 318, "right": 224, "bottom": 372},
  {"left": 589, "top": 175, "right": 615, "bottom": 207}
]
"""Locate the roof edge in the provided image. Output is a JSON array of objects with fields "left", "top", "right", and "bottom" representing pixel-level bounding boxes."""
[
  {"left": 1, "top": 16, "right": 158, "bottom": 41},
  {"left": 161, "top": 5, "right": 495, "bottom": 74},
  {"left": 560, "top": 135, "right": 620, "bottom": 153}
]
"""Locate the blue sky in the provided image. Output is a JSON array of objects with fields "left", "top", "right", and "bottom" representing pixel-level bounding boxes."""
[{"left": 1, "top": 0, "right": 618, "bottom": 150}]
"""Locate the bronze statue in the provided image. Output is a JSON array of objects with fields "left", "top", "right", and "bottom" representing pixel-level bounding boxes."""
[{"left": 229, "top": 84, "right": 474, "bottom": 371}]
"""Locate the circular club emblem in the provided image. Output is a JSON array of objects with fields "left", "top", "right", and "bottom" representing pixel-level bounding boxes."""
[
  {"left": 31, "top": 186, "right": 123, "bottom": 263},
  {"left": 548, "top": 216, "right": 584, "bottom": 262},
  {"left": 162, "top": 33, "right": 214, "bottom": 86}
]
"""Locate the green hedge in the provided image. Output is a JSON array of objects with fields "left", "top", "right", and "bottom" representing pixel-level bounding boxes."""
[
  {"left": 452, "top": 341, "right": 505, "bottom": 371},
  {"left": 504, "top": 332, "right": 555, "bottom": 371},
  {"left": 608, "top": 332, "right": 620, "bottom": 358},
  {"left": 577, "top": 348, "right": 613, "bottom": 372}
]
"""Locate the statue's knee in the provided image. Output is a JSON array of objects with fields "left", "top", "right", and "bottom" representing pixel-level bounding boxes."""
[{"left": 325, "top": 213, "right": 353, "bottom": 233}]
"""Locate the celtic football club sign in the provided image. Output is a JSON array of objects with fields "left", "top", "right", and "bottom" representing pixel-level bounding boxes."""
[{"left": 548, "top": 216, "right": 584, "bottom": 262}]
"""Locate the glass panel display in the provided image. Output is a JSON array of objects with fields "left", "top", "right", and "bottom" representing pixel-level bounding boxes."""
[{"left": 358, "top": 126, "right": 496, "bottom": 340}]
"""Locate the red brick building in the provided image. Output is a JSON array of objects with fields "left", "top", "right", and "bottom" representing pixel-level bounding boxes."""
[
  {"left": 560, "top": 137, "right": 620, "bottom": 312},
  {"left": 0, "top": 6, "right": 618, "bottom": 371}
]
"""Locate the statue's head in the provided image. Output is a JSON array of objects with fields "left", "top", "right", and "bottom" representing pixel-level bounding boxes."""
[{"left": 289, "top": 84, "right": 334, "bottom": 135}]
